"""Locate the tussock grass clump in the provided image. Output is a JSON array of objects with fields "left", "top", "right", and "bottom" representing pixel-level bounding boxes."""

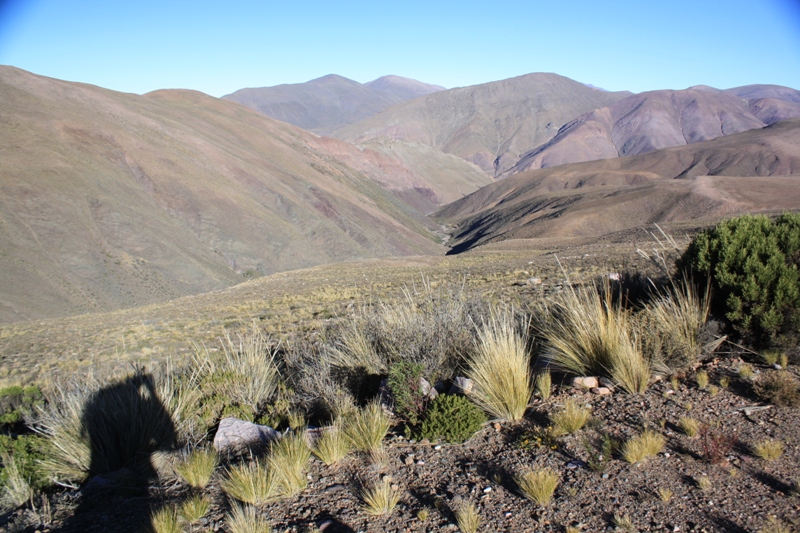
[
  {"left": 467, "top": 310, "right": 532, "bottom": 421},
  {"left": 549, "top": 398, "right": 591, "bottom": 436},
  {"left": 695, "top": 370, "right": 709, "bottom": 389},
  {"left": 678, "top": 417, "right": 699, "bottom": 438},
  {"left": 179, "top": 494, "right": 210, "bottom": 524},
  {"left": 148, "top": 506, "right": 181, "bottom": 533},
  {"left": 638, "top": 279, "right": 709, "bottom": 372},
  {"left": 535, "top": 370, "right": 552, "bottom": 400},
  {"left": 752, "top": 439, "right": 784, "bottom": 461},
  {"left": 35, "top": 369, "right": 187, "bottom": 484},
  {"left": 515, "top": 468, "right": 559, "bottom": 506},
  {"left": 345, "top": 400, "right": 390, "bottom": 455},
  {"left": 613, "top": 513, "right": 636, "bottom": 532},
  {"left": 220, "top": 459, "right": 278, "bottom": 505},
  {"left": 361, "top": 477, "right": 400, "bottom": 515},
  {"left": 753, "top": 370, "right": 800, "bottom": 407},
  {"left": 226, "top": 503, "right": 271, "bottom": 533},
  {"left": 269, "top": 431, "right": 311, "bottom": 497},
  {"left": 540, "top": 281, "right": 650, "bottom": 394},
  {"left": 175, "top": 447, "right": 217, "bottom": 489},
  {"left": 695, "top": 475, "right": 712, "bottom": 491},
  {"left": 657, "top": 487, "right": 673, "bottom": 502},
  {"left": 312, "top": 423, "right": 351, "bottom": 465},
  {"left": 455, "top": 501, "right": 481, "bottom": 533},
  {"left": 1, "top": 453, "right": 33, "bottom": 510},
  {"left": 622, "top": 430, "right": 665, "bottom": 464}
]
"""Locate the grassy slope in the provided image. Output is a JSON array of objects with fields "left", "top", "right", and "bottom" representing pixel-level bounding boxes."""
[{"left": 0, "top": 67, "right": 445, "bottom": 323}]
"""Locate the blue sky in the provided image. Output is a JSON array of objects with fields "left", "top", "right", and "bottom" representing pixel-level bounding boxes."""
[{"left": 1, "top": 0, "right": 799, "bottom": 97}]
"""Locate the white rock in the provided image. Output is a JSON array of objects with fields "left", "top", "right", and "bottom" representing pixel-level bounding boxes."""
[
  {"left": 213, "top": 417, "right": 281, "bottom": 453},
  {"left": 449, "top": 376, "right": 474, "bottom": 395},
  {"left": 591, "top": 387, "right": 612, "bottom": 396}
]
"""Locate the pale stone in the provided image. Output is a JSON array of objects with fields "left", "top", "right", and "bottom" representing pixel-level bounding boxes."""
[
  {"left": 449, "top": 376, "right": 474, "bottom": 395},
  {"left": 573, "top": 376, "right": 599, "bottom": 389},
  {"left": 591, "top": 387, "right": 612, "bottom": 396},
  {"left": 213, "top": 417, "right": 281, "bottom": 453}
]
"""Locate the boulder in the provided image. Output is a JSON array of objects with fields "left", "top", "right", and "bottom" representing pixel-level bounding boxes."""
[
  {"left": 213, "top": 417, "right": 281, "bottom": 454},
  {"left": 449, "top": 376, "right": 474, "bottom": 395}
]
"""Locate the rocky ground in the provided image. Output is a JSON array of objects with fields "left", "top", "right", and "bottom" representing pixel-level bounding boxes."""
[{"left": 5, "top": 355, "right": 799, "bottom": 533}]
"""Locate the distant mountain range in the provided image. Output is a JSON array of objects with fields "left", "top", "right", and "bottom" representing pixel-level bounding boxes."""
[
  {"left": 222, "top": 74, "right": 445, "bottom": 135},
  {"left": 506, "top": 85, "right": 800, "bottom": 174},
  {"left": 3, "top": 65, "right": 800, "bottom": 323},
  {"left": 333, "top": 73, "right": 630, "bottom": 175}
]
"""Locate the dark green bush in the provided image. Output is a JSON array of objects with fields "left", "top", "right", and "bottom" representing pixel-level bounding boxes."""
[
  {"left": 415, "top": 394, "right": 485, "bottom": 444},
  {"left": 0, "top": 386, "right": 43, "bottom": 427},
  {"left": 0, "top": 434, "right": 48, "bottom": 490},
  {"left": 678, "top": 213, "right": 800, "bottom": 345},
  {"left": 388, "top": 362, "right": 427, "bottom": 425}
]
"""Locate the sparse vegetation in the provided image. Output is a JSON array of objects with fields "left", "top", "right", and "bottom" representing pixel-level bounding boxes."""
[
  {"left": 516, "top": 468, "right": 559, "bottom": 506},
  {"left": 345, "top": 400, "right": 390, "bottom": 454},
  {"left": 678, "top": 417, "right": 699, "bottom": 438},
  {"left": 226, "top": 503, "right": 271, "bottom": 533},
  {"left": 550, "top": 397, "right": 591, "bottom": 436},
  {"left": 699, "top": 424, "right": 737, "bottom": 465},
  {"left": 415, "top": 393, "right": 485, "bottom": 443},
  {"left": 535, "top": 370, "right": 552, "bottom": 400},
  {"left": 467, "top": 310, "right": 532, "bottom": 420},
  {"left": 752, "top": 439, "right": 784, "bottom": 461},
  {"left": 361, "top": 477, "right": 400, "bottom": 515},
  {"left": 760, "top": 517, "right": 791, "bottom": 533},
  {"left": 540, "top": 281, "right": 650, "bottom": 394},
  {"left": 311, "top": 423, "right": 351, "bottom": 465},
  {"left": 175, "top": 447, "right": 217, "bottom": 489},
  {"left": 220, "top": 459, "right": 278, "bottom": 505},
  {"left": 622, "top": 430, "right": 665, "bottom": 464},
  {"left": 455, "top": 501, "right": 481, "bottom": 533},
  {"left": 753, "top": 370, "right": 800, "bottom": 407}
]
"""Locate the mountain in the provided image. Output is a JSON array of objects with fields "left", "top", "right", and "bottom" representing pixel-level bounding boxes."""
[
  {"left": 508, "top": 85, "right": 800, "bottom": 174},
  {"left": 437, "top": 119, "right": 800, "bottom": 253},
  {"left": 222, "top": 74, "right": 444, "bottom": 135},
  {"left": 365, "top": 75, "right": 446, "bottom": 101},
  {"left": 333, "top": 73, "right": 630, "bottom": 175},
  {"left": 0, "top": 66, "right": 452, "bottom": 323}
]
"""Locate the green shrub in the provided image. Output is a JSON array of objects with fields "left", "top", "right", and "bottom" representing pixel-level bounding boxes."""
[
  {"left": 0, "top": 386, "right": 43, "bottom": 427},
  {"left": 753, "top": 370, "right": 800, "bottom": 407},
  {"left": 678, "top": 213, "right": 800, "bottom": 345},
  {"left": 388, "top": 362, "right": 427, "bottom": 425},
  {"left": 0, "top": 434, "right": 48, "bottom": 491},
  {"left": 416, "top": 394, "right": 486, "bottom": 444}
]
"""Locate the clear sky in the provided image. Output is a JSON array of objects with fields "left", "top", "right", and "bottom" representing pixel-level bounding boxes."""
[{"left": 1, "top": 0, "right": 799, "bottom": 97}]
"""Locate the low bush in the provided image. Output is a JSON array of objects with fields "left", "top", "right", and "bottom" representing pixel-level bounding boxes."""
[
  {"left": 467, "top": 310, "right": 532, "bottom": 420},
  {"left": 415, "top": 394, "right": 485, "bottom": 444},
  {"left": 678, "top": 213, "right": 800, "bottom": 346},
  {"left": 387, "top": 361, "right": 427, "bottom": 425},
  {"left": 0, "top": 386, "right": 43, "bottom": 427}
]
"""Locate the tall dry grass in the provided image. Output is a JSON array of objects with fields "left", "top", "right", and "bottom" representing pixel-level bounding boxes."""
[
  {"left": 467, "top": 310, "right": 532, "bottom": 421},
  {"left": 539, "top": 281, "right": 651, "bottom": 394}
]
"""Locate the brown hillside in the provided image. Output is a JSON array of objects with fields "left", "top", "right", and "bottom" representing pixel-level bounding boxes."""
[
  {"left": 508, "top": 87, "right": 800, "bottom": 174},
  {"left": 438, "top": 119, "right": 800, "bottom": 252},
  {"left": 0, "top": 67, "right": 447, "bottom": 323},
  {"left": 333, "top": 73, "right": 629, "bottom": 175}
]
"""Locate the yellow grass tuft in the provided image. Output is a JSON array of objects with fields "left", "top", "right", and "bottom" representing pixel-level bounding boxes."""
[
  {"left": 312, "top": 423, "right": 351, "bottom": 466},
  {"left": 467, "top": 310, "right": 532, "bottom": 420},
  {"left": 148, "top": 506, "right": 181, "bottom": 533},
  {"left": 361, "top": 477, "right": 400, "bottom": 516},
  {"left": 225, "top": 503, "right": 272, "bottom": 533},
  {"left": 220, "top": 459, "right": 279, "bottom": 505},
  {"left": 622, "top": 430, "right": 665, "bottom": 464},
  {"left": 515, "top": 468, "right": 559, "bottom": 506},
  {"left": 174, "top": 447, "right": 217, "bottom": 489},
  {"left": 455, "top": 501, "right": 481, "bottom": 533},
  {"left": 678, "top": 417, "right": 699, "bottom": 438},
  {"left": 535, "top": 370, "right": 552, "bottom": 400},
  {"left": 752, "top": 439, "right": 784, "bottom": 461},
  {"left": 179, "top": 494, "right": 210, "bottom": 524},
  {"left": 270, "top": 431, "right": 311, "bottom": 497},
  {"left": 345, "top": 400, "right": 390, "bottom": 454},
  {"left": 549, "top": 397, "right": 591, "bottom": 436}
]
